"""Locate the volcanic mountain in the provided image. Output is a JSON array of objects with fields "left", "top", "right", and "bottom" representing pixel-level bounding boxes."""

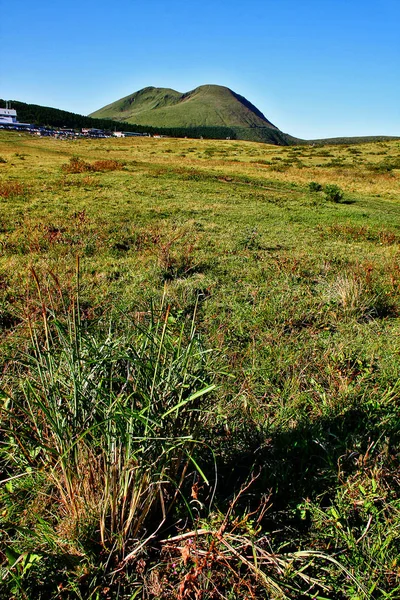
[{"left": 90, "top": 84, "right": 297, "bottom": 145}]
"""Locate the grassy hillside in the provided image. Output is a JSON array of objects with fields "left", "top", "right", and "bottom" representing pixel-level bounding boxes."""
[
  {"left": 90, "top": 85, "right": 278, "bottom": 128},
  {"left": 1, "top": 132, "right": 400, "bottom": 598},
  {"left": 90, "top": 84, "right": 298, "bottom": 144}
]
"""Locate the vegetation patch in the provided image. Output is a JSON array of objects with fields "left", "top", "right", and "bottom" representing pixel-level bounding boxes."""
[
  {"left": 91, "top": 158, "right": 125, "bottom": 171},
  {"left": 368, "top": 157, "right": 400, "bottom": 173},
  {"left": 62, "top": 156, "right": 125, "bottom": 173},
  {"left": 308, "top": 181, "right": 323, "bottom": 192},
  {"left": 324, "top": 223, "right": 400, "bottom": 245},
  {"left": 324, "top": 183, "right": 345, "bottom": 202},
  {"left": 0, "top": 181, "right": 28, "bottom": 199},
  {"left": 61, "top": 156, "right": 94, "bottom": 173}
]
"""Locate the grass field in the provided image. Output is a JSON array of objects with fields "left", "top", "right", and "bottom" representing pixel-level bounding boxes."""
[{"left": 1, "top": 131, "right": 400, "bottom": 598}]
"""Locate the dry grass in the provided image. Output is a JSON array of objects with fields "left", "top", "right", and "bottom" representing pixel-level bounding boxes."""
[{"left": 91, "top": 158, "right": 125, "bottom": 171}]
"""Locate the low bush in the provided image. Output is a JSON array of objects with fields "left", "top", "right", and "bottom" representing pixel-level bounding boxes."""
[
  {"left": 308, "top": 181, "right": 323, "bottom": 192},
  {"left": 62, "top": 157, "right": 125, "bottom": 174},
  {"left": 61, "top": 156, "right": 94, "bottom": 173},
  {"left": 325, "top": 183, "right": 344, "bottom": 203}
]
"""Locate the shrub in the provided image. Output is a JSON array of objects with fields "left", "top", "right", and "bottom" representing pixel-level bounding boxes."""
[
  {"left": 326, "top": 158, "right": 346, "bottom": 168},
  {"left": 325, "top": 183, "right": 344, "bottom": 203},
  {"left": 61, "top": 157, "right": 94, "bottom": 173},
  {"left": 252, "top": 159, "right": 272, "bottom": 166},
  {"left": 347, "top": 147, "right": 361, "bottom": 154},
  {"left": 62, "top": 157, "right": 125, "bottom": 174},
  {"left": 308, "top": 181, "right": 323, "bottom": 192},
  {"left": 270, "top": 163, "right": 288, "bottom": 172}
]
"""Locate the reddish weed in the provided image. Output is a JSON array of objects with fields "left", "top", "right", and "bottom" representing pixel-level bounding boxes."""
[
  {"left": 62, "top": 157, "right": 125, "bottom": 174},
  {"left": 92, "top": 159, "right": 125, "bottom": 171},
  {"left": 0, "top": 181, "right": 27, "bottom": 199},
  {"left": 325, "top": 224, "right": 400, "bottom": 245}
]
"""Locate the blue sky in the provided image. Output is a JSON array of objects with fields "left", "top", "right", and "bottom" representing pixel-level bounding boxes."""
[{"left": 2, "top": 0, "right": 399, "bottom": 139}]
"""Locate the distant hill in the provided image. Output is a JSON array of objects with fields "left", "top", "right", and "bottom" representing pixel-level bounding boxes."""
[
  {"left": 303, "top": 135, "right": 400, "bottom": 145},
  {"left": 89, "top": 85, "right": 298, "bottom": 145}
]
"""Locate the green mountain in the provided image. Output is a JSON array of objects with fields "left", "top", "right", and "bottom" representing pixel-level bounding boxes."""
[{"left": 90, "top": 84, "right": 298, "bottom": 145}]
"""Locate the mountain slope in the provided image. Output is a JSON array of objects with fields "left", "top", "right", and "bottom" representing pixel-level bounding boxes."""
[{"left": 90, "top": 85, "right": 297, "bottom": 145}]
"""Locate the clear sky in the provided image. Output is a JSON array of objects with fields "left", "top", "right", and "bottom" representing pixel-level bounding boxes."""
[{"left": 2, "top": 0, "right": 399, "bottom": 139}]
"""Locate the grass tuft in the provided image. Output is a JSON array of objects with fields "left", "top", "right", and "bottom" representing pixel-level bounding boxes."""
[{"left": 1, "top": 271, "right": 216, "bottom": 566}]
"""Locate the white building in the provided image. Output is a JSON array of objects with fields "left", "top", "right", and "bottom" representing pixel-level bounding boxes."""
[{"left": 0, "top": 107, "right": 17, "bottom": 124}]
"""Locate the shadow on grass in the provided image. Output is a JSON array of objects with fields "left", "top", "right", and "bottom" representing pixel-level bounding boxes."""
[{"left": 207, "top": 403, "right": 400, "bottom": 517}]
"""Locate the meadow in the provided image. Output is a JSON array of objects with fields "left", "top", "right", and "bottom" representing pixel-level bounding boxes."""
[{"left": 1, "top": 131, "right": 400, "bottom": 599}]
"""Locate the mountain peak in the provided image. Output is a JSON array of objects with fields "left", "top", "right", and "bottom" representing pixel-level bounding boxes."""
[{"left": 90, "top": 84, "right": 295, "bottom": 144}]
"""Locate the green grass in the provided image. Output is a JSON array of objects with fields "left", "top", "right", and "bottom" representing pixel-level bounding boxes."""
[{"left": 1, "top": 131, "right": 400, "bottom": 597}]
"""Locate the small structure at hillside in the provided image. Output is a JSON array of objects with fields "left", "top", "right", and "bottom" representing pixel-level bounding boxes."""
[
  {"left": 0, "top": 103, "right": 34, "bottom": 130},
  {"left": 113, "top": 131, "right": 149, "bottom": 138},
  {"left": 0, "top": 106, "right": 18, "bottom": 125},
  {"left": 82, "top": 128, "right": 106, "bottom": 137}
]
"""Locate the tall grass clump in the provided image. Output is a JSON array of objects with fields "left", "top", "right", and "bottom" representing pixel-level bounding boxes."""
[{"left": 1, "top": 269, "right": 215, "bottom": 561}]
